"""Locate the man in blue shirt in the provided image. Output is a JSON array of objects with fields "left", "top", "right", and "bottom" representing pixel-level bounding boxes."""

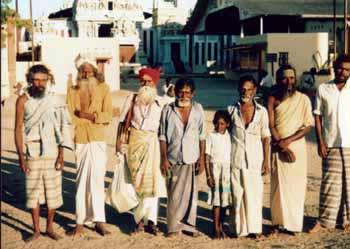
[{"left": 159, "top": 78, "right": 205, "bottom": 237}]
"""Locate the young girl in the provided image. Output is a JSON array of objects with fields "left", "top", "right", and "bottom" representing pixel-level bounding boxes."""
[{"left": 205, "top": 110, "right": 232, "bottom": 239}]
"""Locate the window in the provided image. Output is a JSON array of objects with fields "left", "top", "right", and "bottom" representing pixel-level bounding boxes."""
[
  {"left": 201, "top": 43, "right": 205, "bottom": 64},
  {"left": 195, "top": 43, "right": 199, "bottom": 65},
  {"left": 208, "top": 43, "right": 212, "bottom": 60},
  {"left": 214, "top": 43, "right": 218, "bottom": 61},
  {"left": 143, "top": 31, "right": 147, "bottom": 54},
  {"left": 279, "top": 52, "right": 289, "bottom": 66},
  {"left": 108, "top": 1, "right": 113, "bottom": 10}
]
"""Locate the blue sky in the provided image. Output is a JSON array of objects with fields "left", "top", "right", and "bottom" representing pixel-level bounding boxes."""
[{"left": 10, "top": 0, "right": 196, "bottom": 19}]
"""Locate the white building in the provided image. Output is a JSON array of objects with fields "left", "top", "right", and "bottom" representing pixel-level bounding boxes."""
[
  {"left": 32, "top": 0, "right": 146, "bottom": 65},
  {"left": 183, "top": 0, "right": 350, "bottom": 77}
]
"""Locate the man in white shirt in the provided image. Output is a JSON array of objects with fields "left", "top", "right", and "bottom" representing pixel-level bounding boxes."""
[
  {"left": 228, "top": 75, "right": 270, "bottom": 238},
  {"left": 310, "top": 54, "right": 350, "bottom": 232},
  {"left": 116, "top": 68, "right": 167, "bottom": 235}
]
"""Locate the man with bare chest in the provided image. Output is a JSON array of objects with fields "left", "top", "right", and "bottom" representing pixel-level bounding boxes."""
[
  {"left": 268, "top": 64, "right": 313, "bottom": 235},
  {"left": 159, "top": 78, "right": 205, "bottom": 237},
  {"left": 66, "top": 57, "right": 112, "bottom": 236},
  {"left": 228, "top": 75, "right": 270, "bottom": 237}
]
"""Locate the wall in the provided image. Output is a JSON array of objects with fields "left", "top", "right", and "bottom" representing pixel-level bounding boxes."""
[
  {"left": 39, "top": 37, "right": 120, "bottom": 94},
  {"left": 266, "top": 33, "right": 329, "bottom": 77},
  {"left": 304, "top": 19, "right": 346, "bottom": 54},
  {"left": 1, "top": 47, "right": 10, "bottom": 101}
]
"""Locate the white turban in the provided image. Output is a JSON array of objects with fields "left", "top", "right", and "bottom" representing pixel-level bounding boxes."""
[{"left": 75, "top": 53, "right": 97, "bottom": 69}]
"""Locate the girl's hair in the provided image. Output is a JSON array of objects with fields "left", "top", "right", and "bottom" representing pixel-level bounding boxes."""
[{"left": 213, "top": 110, "right": 232, "bottom": 129}]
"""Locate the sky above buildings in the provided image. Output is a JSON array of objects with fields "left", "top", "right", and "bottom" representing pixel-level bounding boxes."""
[{"left": 10, "top": 0, "right": 197, "bottom": 19}]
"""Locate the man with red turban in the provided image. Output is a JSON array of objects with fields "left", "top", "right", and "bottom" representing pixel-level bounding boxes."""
[{"left": 116, "top": 67, "right": 167, "bottom": 235}]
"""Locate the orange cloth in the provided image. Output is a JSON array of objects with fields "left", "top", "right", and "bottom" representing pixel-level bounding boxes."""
[{"left": 138, "top": 68, "right": 160, "bottom": 85}]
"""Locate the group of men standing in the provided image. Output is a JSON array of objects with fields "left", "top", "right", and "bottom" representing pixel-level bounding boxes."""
[{"left": 14, "top": 53, "right": 350, "bottom": 241}]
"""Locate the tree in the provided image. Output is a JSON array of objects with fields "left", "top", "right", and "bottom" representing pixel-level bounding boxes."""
[{"left": 1, "top": 0, "right": 16, "bottom": 25}]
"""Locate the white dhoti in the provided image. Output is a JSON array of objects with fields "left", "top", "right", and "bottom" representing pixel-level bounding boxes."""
[
  {"left": 75, "top": 142, "right": 107, "bottom": 224},
  {"left": 134, "top": 197, "right": 159, "bottom": 225},
  {"left": 231, "top": 168, "right": 263, "bottom": 237}
]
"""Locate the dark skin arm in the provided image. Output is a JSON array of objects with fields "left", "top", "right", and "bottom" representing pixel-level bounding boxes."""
[
  {"left": 277, "top": 126, "right": 312, "bottom": 151},
  {"left": 261, "top": 137, "right": 270, "bottom": 176},
  {"left": 267, "top": 95, "right": 281, "bottom": 143},
  {"left": 55, "top": 146, "right": 64, "bottom": 171},
  {"left": 196, "top": 140, "right": 205, "bottom": 175},
  {"left": 205, "top": 154, "right": 215, "bottom": 188},
  {"left": 315, "top": 114, "right": 328, "bottom": 159},
  {"left": 74, "top": 110, "right": 95, "bottom": 122},
  {"left": 160, "top": 140, "right": 171, "bottom": 177},
  {"left": 15, "top": 95, "right": 28, "bottom": 173}
]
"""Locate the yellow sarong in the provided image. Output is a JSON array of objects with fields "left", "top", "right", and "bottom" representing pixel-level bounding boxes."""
[
  {"left": 127, "top": 128, "right": 167, "bottom": 198},
  {"left": 270, "top": 92, "right": 314, "bottom": 232}
]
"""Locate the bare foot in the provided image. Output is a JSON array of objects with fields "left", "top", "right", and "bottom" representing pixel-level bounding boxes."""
[
  {"left": 66, "top": 224, "right": 84, "bottom": 237},
  {"left": 145, "top": 223, "right": 158, "bottom": 236},
  {"left": 167, "top": 231, "right": 181, "bottom": 238},
  {"left": 342, "top": 224, "right": 349, "bottom": 232},
  {"left": 46, "top": 230, "right": 63, "bottom": 240},
  {"left": 132, "top": 222, "right": 144, "bottom": 235},
  {"left": 25, "top": 232, "right": 40, "bottom": 243},
  {"left": 309, "top": 222, "right": 328, "bottom": 234},
  {"left": 267, "top": 226, "right": 279, "bottom": 238},
  {"left": 95, "top": 223, "right": 111, "bottom": 236},
  {"left": 213, "top": 230, "right": 222, "bottom": 240}
]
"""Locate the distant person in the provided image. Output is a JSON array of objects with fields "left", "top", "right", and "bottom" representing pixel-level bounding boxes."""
[
  {"left": 14, "top": 65, "right": 70, "bottom": 242},
  {"left": 159, "top": 78, "right": 205, "bottom": 237},
  {"left": 260, "top": 70, "right": 274, "bottom": 88},
  {"left": 162, "top": 77, "right": 174, "bottom": 95},
  {"left": 205, "top": 110, "right": 232, "bottom": 239},
  {"left": 229, "top": 75, "right": 270, "bottom": 238},
  {"left": 162, "top": 84, "right": 176, "bottom": 105},
  {"left": 268, "top": 64, "right": 314, "bottom": 235},
  {"left": 67, "top": 56, "right": 113, "bottom": 236},
  {"left": 310, "top": 54, "right": 350, "bottom": 233},
  {"left": 258, "top": 70, "right": 275, "bottom": 103}
]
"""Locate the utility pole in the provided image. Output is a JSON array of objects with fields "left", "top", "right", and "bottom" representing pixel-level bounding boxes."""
[
  {"left": 29, "top": 0, "right": 35, "bottom": 64},
  {"left": 345, "top": 0, "right": 349, "bottom": 54},
  {"left": 333, "top": 0, "right": 337, "bottom": 57},
  {"left": 15, "top": 0, "right": 19, "bottom": 55}
]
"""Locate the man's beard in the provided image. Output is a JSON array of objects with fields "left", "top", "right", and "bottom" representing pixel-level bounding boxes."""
[
  {"left": 28, "top": 86, "right": 46, "bottom": 98},
  {"left": 78, "top": 77, "right": 98, "bottom": 92},
  {"left": 277, "top": 84, "right": 296, "bottom": 97},
  {"left": 240, "top": 94, "right": 254, "bottom": 103},
  {"left": 177, "top": 97, "right": 191, "bottom": 107},
  {"left": 137, "top": 86, "right": 157, "bottom": 105},
  {"left": 335, "top": 74, "right": 349, "bottom": 84}
]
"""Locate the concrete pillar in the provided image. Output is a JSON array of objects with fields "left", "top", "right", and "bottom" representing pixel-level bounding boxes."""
[
  {"left": 260, "top": 16, "right": 264, "bottom": 35},
  {"left": 7, "top": 16, "right": 16, "bottom": 95}
]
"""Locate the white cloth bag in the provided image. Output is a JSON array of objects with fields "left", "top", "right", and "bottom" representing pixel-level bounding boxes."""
[{"left": 106, "top": 153, "right": 139, "bottom": 213}]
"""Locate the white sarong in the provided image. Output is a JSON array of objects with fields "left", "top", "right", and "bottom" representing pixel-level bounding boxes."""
[
  {"left": 75, "top": 142, "right": 107, "bottom": 224},
  {"left": 231, "top": 168, "right": 263, "bottom": 236}
]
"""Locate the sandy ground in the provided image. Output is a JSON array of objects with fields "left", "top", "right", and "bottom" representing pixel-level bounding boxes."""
[{"left": 1, "top": 87, "right": 350, "bottom": 249}]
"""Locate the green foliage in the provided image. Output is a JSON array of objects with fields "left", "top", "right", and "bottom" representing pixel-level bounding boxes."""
[
  {"left": 1, "top": 0, "right": 16, "bottom": 25},
  {"left": 15, "top": 18, "right": 32, "bottom": 32}
]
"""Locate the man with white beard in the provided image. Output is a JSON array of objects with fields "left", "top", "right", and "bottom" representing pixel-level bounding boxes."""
[
  {"left": 67, "top": 56, "right": 113, "bottom": 236},
  {"left": 159, "top": 78, "right": 205, "bottom": 237},
  {"left": 228, "top": 75, "right": 270, "bottom": 238},
  {"left": 116, "top": 68, "right": 167, "bottom": 235}
]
